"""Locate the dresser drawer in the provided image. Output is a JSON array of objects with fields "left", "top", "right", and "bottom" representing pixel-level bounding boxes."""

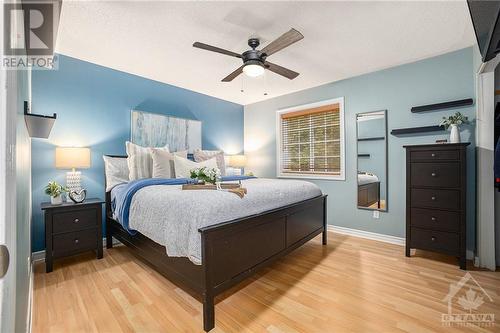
[
  {"left": 53, "top": 208, "right": 98, "bottom": 233},
  {"left": 410, "top": 149, "right": 459, "bottom": 162},
  {"left": 410, "top": 162, "right": 460, "bottom": 188},
  {"left": 410, "top": 227, "right": 459, "bottom": 255},
  {"left": 52, "top": 228, "right": 97, "bottom": 258},
  {"left": 410, "top": 208, "right": 460, "bottom": 232},
  {"left": 411, "top": 188, "right": 460, "bottom": 210}
]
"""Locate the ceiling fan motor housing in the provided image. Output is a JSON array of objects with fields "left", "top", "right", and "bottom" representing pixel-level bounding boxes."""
[{"left": 242, "top": 50, "right": 265, "bottom": 66}]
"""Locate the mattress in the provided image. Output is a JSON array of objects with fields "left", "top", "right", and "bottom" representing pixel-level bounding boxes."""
[
  {"left": 112, "top": 178, "right": 322, "bottom": 264},
  {"left": 358, "top": 173, "right": 379, "bottom": 185}
]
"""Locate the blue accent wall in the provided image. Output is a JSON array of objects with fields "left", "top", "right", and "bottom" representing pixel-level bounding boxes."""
[
  {"left": 31, "top": 54, "right": 243, "bottom": 252},
  {"left": 244, "top": 47, "right": 476, "bottom": 251}
]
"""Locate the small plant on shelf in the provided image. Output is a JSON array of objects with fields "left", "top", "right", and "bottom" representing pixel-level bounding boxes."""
[
  {"left": 439, "top": 111, "right": 470, "bottom": 129},
  {"left": 439, "top": 112, "right": 470, "bottom": 143},
  {"left": 44, "top": 181, "right": 68, "bottom": 205},
  {"left": 189, "top": 167, "right": 221, "bottom": 185}
]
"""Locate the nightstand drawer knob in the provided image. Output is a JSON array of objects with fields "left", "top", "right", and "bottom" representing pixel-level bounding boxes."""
[
  {"left": 431, "top": 153, "right": 436, "bottom": 157},
  {"left": 431, "top": 172, "right": 436, "bottom": 177},
  {"left": 431, "top": 196, "right": 436, "bottom": 201},
  {"left": 431, "top": 236, "right": 436, "bottom": 242},
  {"left": 431, "top": 217, "right": 437, "bottom": 221},
  {"left": 74, "top": 218, "right": 79, "bottom": 223},
  {"left": 74, "top": 239, "right": 79, "bottom": 244}
]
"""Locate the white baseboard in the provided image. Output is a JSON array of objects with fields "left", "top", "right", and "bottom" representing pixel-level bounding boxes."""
[
  {"left": 32, "top": 238, "right": 120, "bottom": 262},
  {"left": 328, "top": 225, "right": 405, "bottom": 246},
  {"left": 328, "top": 225, "right": 475, "bottom": 260}
]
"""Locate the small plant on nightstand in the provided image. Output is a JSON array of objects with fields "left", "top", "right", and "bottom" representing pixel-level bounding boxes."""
[{"left": 44, "top": 181, "right": 68, "bottom": 205}]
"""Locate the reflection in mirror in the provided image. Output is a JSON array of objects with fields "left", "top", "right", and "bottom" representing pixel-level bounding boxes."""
[{"left": 356, "top": 110, "right": 387, "bottom": 211}]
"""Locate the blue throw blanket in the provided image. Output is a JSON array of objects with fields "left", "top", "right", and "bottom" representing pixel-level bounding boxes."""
[{"left": 112, "top": 176, "right": 255, "bottom": 234}]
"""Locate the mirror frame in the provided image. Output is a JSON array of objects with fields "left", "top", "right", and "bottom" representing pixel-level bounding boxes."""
[{"left": 355, "top": 110, "right": 388, "bottom": 212}]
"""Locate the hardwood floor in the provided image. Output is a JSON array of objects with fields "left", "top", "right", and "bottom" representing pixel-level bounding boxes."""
[{"left": 33, "top": 232, "right": 500, "bottom": 332}]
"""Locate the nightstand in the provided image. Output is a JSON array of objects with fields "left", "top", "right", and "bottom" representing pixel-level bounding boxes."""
[{"left": 41, "top": 198, "right": 104, "bottom": 273}]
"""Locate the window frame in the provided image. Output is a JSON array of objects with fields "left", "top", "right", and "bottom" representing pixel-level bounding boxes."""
[{"left": 276, "top": 97, "right": 345, "bottom": 181}]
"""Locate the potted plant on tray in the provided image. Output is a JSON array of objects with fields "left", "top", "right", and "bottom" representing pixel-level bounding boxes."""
[
  {"left": 45, "top": 181, "right": 68, "bottom": 205},
  {"left": 190, "top": 167, "right": 221, "bottom": 185},
  {"left": 440, "top": 111, "right": 470, "bottom": 143}
]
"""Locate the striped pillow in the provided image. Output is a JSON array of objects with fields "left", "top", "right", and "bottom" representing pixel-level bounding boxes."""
[
  {"left": 193, "top": 149, "right": 226, "bottom": 176},
  {"left": 126, "top": 141, "right": 169, "bottom": 180}
]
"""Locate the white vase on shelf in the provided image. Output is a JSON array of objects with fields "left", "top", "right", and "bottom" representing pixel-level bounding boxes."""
[
  {"left": 50, "top": 195, "right": 62, "bottom": 205},
  {"left": 449, "top": 124, "right": 460, "bottom": 143}
]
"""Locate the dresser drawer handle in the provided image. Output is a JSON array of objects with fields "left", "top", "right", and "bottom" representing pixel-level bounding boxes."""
[
  {"left": 431, "top": 216, "right": 437, "bottom": 221},
  {"left": 431, "top": 153, "right": 436, "bottom": 157},
  {"left": 431, "top": 196, "right": 436, "bottom": 201},
  {"left": 74, "top": 239, "right": 79, "bottom": 244},
  {"left": 431, "top": 236, "right": 436, "bottom": 242},
  {"left": 431, "top": 172, "right": 437, "bottom": 177},
  {"left": 74, "top": 218, "right": 79, "bottom": 223}
]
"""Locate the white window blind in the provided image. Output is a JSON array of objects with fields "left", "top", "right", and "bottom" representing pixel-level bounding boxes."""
[{"left": 279, "top": 102, "right": 343, "bottom": 177}]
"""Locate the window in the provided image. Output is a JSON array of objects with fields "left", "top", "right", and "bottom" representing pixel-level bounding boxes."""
[{"left": 276, "top": 97, "right": 345, "bottom": 180}]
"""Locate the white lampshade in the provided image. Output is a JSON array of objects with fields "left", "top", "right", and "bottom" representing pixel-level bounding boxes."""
[
  {"left": 228, "top": 155, "right": 247, "bottom": 168},
  {"left": 243, "top": 64, "right": 264, "bottom": 77},
  {"left": 55, "top": 147, "right": 91, "bottom": 169}
]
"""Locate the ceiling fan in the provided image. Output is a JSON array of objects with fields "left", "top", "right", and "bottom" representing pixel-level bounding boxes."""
[{"left": 193, "top": 28, "right": 303, "bottom": 82}]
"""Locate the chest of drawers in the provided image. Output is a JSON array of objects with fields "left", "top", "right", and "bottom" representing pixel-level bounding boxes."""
[
  {"left": 41, "top": 198, "right": 104, "bottom": 272},
  {"left": 404, "top": 143, "right": 469, "bottom": 269}
]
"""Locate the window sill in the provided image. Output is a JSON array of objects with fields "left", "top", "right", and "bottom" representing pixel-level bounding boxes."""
[{"left": 277, "top": 173, "right": 345, "bottom": 181}]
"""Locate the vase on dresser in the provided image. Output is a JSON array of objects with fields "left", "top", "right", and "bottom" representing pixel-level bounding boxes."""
[{"left": 449, "top": 124, "right": 460, "bottom": 143}]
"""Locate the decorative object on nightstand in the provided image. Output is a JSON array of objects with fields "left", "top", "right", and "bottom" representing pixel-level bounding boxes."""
[
  {"left": 44, "top": 181, "right": 68, "bottom": 205},
  {"left": 228, "top": 155, "right": 247, "bottom": 176},
  {"left": 404, "top": 143, "right": 469, "bottom": 270},
  {"left": 55, "top": 147, "right": 91, "bottom": 201},
  {"left": 41, "top": 198, "right": 104, "bottom": 272},
  {"left": 439, "top": 112, "right": 470, "bottom": 144}
]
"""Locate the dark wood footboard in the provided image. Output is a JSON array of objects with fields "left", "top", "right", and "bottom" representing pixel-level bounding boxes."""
[{"left": 104, "top": 158, "right": 327, "bottom": 331}]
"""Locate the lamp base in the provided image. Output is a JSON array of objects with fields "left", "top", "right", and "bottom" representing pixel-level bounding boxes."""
[{"left": 66, "top": 171, "right": 81, "bottom": 202}]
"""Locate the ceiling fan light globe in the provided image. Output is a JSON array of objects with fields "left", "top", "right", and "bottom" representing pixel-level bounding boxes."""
[{"left": 243, "top": 64, "right": 265, "bottom": 77}]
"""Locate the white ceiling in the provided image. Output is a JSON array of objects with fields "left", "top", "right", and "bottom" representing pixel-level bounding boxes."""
[{"left": 56, "top": 1, "right": 476, "bottom": 105}]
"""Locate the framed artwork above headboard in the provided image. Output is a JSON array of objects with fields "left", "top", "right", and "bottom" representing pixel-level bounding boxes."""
[{"left": 131, "top": 110, "right": 202, "bottom": 153}]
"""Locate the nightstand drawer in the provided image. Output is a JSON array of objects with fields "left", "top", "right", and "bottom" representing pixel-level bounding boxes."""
[
  {"left": 53, "top": 208, "right": 98, "bottom": 233},
  {"left": 410, "top": 188, "right": 460, "bottom": 210},
  {"left": 410, "top": 162, "right": 460, "bottom": 188},
  {"left": 52, "top": 228, "right": 98, "bottom": 257},
  {"left": 410, "top": 149, "right": 459, "bottom": 162},
  {"left": 410, "top": 208, "right": 460, "bottom": 232},
  {"left": 410, "top": 227, "right": 459, "bottom": 256}
]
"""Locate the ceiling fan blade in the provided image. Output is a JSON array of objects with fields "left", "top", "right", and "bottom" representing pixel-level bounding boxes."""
[
  {"left": 261, "top": 28, "right": 304, "bottom": 57},
  {"left": 264, "top": 62, "right": 299, "bottom": 80},
  {"left": 193, "top": 42, "right": 242, "bottom": 58},
  {"left": 222, "top": 65, "right": 245, "bottom": 82}
]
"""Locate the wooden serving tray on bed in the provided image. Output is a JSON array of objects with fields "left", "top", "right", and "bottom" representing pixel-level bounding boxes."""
[{"left": 182, "top": 183, "right": 241, "bottom": 190}]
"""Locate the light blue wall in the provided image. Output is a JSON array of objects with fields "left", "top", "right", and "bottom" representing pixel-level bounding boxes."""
[
  {"left": 31, "top": 54, "right": 243, "bottom": 252},
  {"left": 244, "top": 47, "right": 476, "bottom": 251}
]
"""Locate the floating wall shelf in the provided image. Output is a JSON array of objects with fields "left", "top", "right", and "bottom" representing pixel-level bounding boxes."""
[
  {"left": 357, "top": 137, "right": 385, "bottom": 141},
  {"left": 391, "top": 125, "right": 445, "bottom": 136},
  {"left": 23, "top": 101, "right": 57, "bottom": 139},
  {"left": 411, "top": 98, "right": 473, "bottom": 113}
]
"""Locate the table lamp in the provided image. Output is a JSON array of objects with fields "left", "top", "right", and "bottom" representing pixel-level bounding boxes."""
[
  {"left": 55, "top": 147, "right": 91, "bottom": 196},
  {"left": 228, "top": 155, "right": 247, "bottom": 176}
]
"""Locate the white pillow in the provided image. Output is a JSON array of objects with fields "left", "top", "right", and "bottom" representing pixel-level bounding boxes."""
[
  {"left": 193, "top": 149, "right": 226, "bottom": 176},
  {"left": 150, "top": 149, "right": 188, "bottom": 178},
  {"left": 126, "top": 141, "right": 169, "bottom": 180},
  {"left": 174, "top": 155, "right": 218, "bottom": 178},
  {"left": 103, "top": 156, "right": 129, "bottom": 191}
]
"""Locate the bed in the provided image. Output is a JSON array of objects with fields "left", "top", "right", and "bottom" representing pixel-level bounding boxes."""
[
  {"left": 357, "top": 173, "right": 380, "bottom": 208},
  {"left": 104, "top": 155, "right": 328, "bottom": 332}
]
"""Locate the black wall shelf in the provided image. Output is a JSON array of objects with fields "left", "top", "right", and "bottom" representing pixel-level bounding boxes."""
[
  {"left": 391, "top": 125, "right": 445, "bottom": 136},
  {"left": 411, "top": 98, "right": 473, "bottom": 113},
  {"left": 358, "top": 154, "right": 370, "bottom": 157},
  {"left": 357, "top": 137, "right": 385, "bottom": 141}
]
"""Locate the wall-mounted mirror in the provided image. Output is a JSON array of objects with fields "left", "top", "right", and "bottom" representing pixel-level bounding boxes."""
[{"left": 356, "top": 110, "right": 387, "bottom": 211}]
